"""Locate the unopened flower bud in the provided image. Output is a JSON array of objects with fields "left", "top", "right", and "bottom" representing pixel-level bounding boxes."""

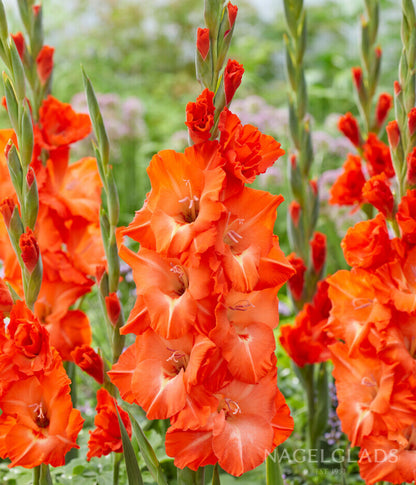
[
  {"left": 386, "top": 120, "right": 400, "bottom": 150},
  {"left": 338, "top": 112, "right": 361, "bottom": 147},
  {"left": 227, "top": 2, "right": 238, "bottom": 31},
  {"left": 0, "top": 197, "right": 15, "bottom": 228},
  {"left": 19, "top": 228, "right": 39, "bottom": 273},
  {"left": 394, "top": 81, "right": 402, "bottom": 96},
  {"left": 36, "top": 45, "right": 54, "bottom": 85},
  {"left": 11, "top": 32, "right": 25, "bottom": 60},
  {"left": 408, "top": 107, "right": 416, "bottom": 136},
  {"left": 289, "top": 201, "right": 301, "bottom": 227},
  {"left": 310, "top": 232, "right": 326, "bottom": 274},
  {"left": 352, "top": 67, "right": 363, "bottom": 91},
  {"left": 196, "top": 28, "right": 210, "bottom": 61},
  {"left": 0, "top": 278, "right": 13, "bottom": 314},
  {"left": 375, "top": 93, "right": 393, "bottom": 128},
  {"left": 105, "top": 292, "right": 121, "bottom": 326},
  {"left": 287, "top": 253, "right": 306, "bottom": 302},
  {"left": 71, "top": 345, "right": 104, "bottom": 384},
  {"left": 224, "top": 59, "right": 244, "bottom": 105}
]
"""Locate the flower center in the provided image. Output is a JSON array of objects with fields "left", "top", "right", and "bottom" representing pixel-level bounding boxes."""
[
  {"left": 223, "top": 212, "right": 244, "bottom": 248},
  {"left": 169, "top": 264, "right": 189, "bottom": 296},
  {"left": 166, "top": 348, "right": 189, "bottom": 374},
  {"left": 31, "top": 403, "right": 50, "bottom": 429},
  {"left": 218, "top": 397, "right": 241, "bottom": 418},
  {"left": 179, "top": 179, "right": 200, "bottom": 223}
]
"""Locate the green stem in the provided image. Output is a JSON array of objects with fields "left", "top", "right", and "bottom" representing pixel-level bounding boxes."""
[
  {"left": 177, "top": 467, "right": 205, "bottom": 485},
  {"left": 33, "top": 464, "right": 53, "bottom": 485},
  {"left": 113, "top": 452, "right": 122, "bottom": 485},
  {"left": 303, "top": 364, "right": 318, "bottom": 450},
  {"left": 266, "top": 450, "right": 285, "bottom": 485}
]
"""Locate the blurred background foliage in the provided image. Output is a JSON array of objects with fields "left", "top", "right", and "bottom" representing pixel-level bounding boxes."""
[{"left": 0, "top": 1, "right": 405, "bottom": 483}]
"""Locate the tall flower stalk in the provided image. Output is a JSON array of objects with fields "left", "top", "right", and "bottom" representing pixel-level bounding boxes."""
[{"left": 282, "top": 0, "right": 329, "bottom": 453}]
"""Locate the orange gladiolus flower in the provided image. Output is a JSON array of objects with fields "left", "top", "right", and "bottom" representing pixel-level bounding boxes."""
[
  {"left": 363, "top": 133, "right": 395, "bottom": 178},
  {"left": 341, "top": 214, "right": 392, "bottom": 269},
  {"left": 185, "top": 89, "right": 215, "bottom": 144},
  {"left": 280, "top": 280, "right": 334, "bottom": 367},
  {"left": 36, "top": 95, "right": 91, "bottom": 150},
  {"left": 124, "top": 141, "right": 225, "bottom": 257},
  {"left": 218, "top": 108, "right": 284, "bottom": 185},
  {"left": 0, "top": 357, "right": 84, "bottom": 468},
  {"left": 329, "top": 154, "right": 366, "bottom": 206},
  {"left": 87, "top": 388, "right": 131, "bottom": 460},
  {"left": 71, "top": 345, "right": 104, "bottom": 384}
]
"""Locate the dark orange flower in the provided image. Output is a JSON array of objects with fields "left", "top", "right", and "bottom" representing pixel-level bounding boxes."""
[
  {"left": 331, "top": 341, "right": 416, "bottom": 447},
  {"left": 185, "top": 89, "right": 215, "bottom": 144},
  {"left": 227, "top": 3, "right": 238, "bottom": 30},
  {"left": 123, "top": 141, "right": 225, "bottom": 257},
  {"left": 338, "top": 112, "right": 361, "bottom": 147},
  {"left": 218, "top": 108, "right": 284, "bottom": 185},
  {"left": 36, "top": 95, "right": 91, "bottom": 149},
  {"left": 0, "top": 357, "right": 84, "bottom": 468},
  {"left": 341, "top": 214, "right": 392, "bottom": 269},
  {"left": 11, "top": 32, "right": 25, "bottom": 59},
  {"left": 71, "top": 345, "right": 104, "bottom": 384},
  {"left": 396, "top": 189, "right": 416, "bottom": 244},
  {"left": 87, "top": 388, "right": 131, "bottom": 460},
  {"left": 352, "top": 67, "right": 363, "bottom": 91},
  {"left": 362, "top": 173, "right": 394, "bottom": 218},
  {"left": 358, "top": 429, "right": 416, "bottom": 485},
  {"left": 280, "top": 280, "right": 334, "bottom": 367},
  {"left": 407, "top": 146, "right": 416, "bottom": 186},
  {"left": 329, "top": 154, "right": 366, "bottom": 206},
  {"left": 0, "top": 300, "right": 54, "bottom": 380},
  {"left": 408, "top": 107, "right": 416, "bottom": 136},
  {"left": 363, "top": 133, "right": 395, "bottom": 178}
]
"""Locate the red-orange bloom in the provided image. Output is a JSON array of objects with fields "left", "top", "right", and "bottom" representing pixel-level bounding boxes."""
[
  {"left": 123, "top": 141, "right": 225, "bottom": 257},
  {"left": 338, "top": 112, "right": 361, "bottom": 147},
  {"left": 352, "top": 67, "right": 363, "bottom": 91},
  {"left": 36, "top": 95, "right": 91, "bottom": 149},
  {"left": 280, "top": 280, "right": 334, "bottom": 367},
  {"left": 362, "top": 173, "right": 394, "bottom": 218},
  {"left": 341, "top": 213, "right": 392, "bottom": 269},
  {"left": 0, "top": 301, "right": 54, "bottom": 380},
  {"left": 87, "top": 388, "right": 131, "bottom": 460},
  {"left": 331, "top": 341, "right": 416, "bottom": 447},
  {"left": 71, "top": 345, "right": 104, "bottom": 384},
  {"left": 0, "top": 357, "right": 84, "bottom": 468},
  {"left": 224, "top": 59, "right": 244, "bottom": 105},
  {"left": 397, "top": 189, "right": 416, "bottom": 244},
  {"left": 408, "top": 107, "right": 416, "bottom": 136},
  {"left": 185, "top": 89, "right": 215, "bottom": 144},
  {"left": 363, "top": 133, "right": 395, "bottom": 178},
  {"left": 227, "top": 2, "right": 238, "bottom": 30},
  {"left": 329, "top": 154, "right": 366, "bottom": 206},
  {"left": 407, "top": 146, "right": 416, "bottom": 186},
  {"left": 218, "top": 108, "right": 284, "bottom": 185}
]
